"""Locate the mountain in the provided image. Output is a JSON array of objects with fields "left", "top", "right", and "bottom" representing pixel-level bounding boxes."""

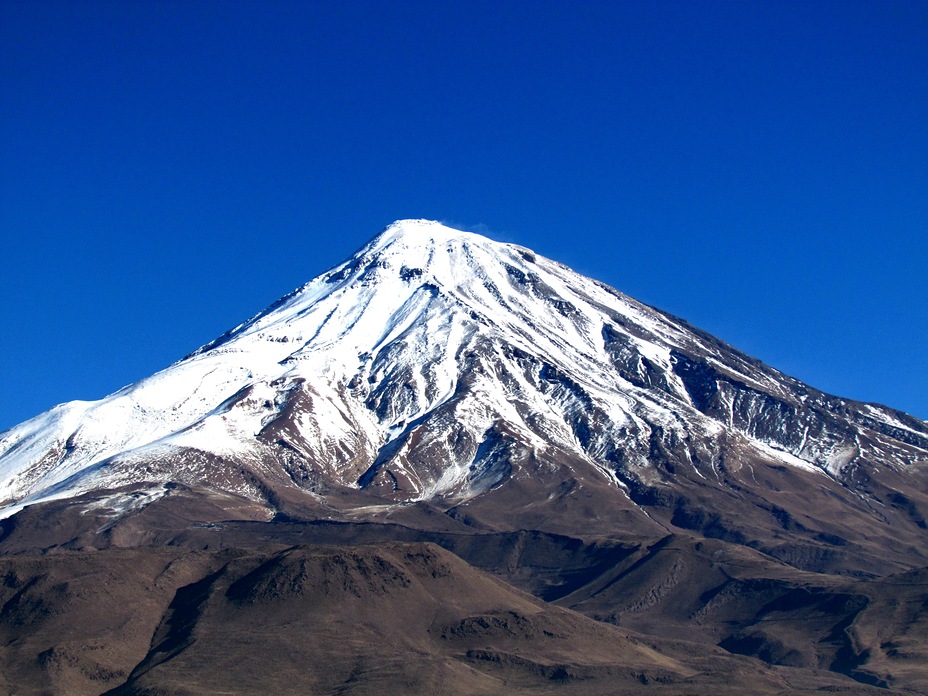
[
  {"left": 2, "top": 219, "right": 928, "bottom": 693},
  {"left": 3, "top": 219, "right": 926, "bottom": 566}
]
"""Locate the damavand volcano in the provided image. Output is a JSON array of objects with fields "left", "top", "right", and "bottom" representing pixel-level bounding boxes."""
[{"left": 2, "top": 220, "right": 928, "bottom": 695}]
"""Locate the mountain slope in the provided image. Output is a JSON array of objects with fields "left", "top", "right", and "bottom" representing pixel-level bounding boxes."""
[{"left": 1, "top": 220, "right": 927, "bottom": 574}]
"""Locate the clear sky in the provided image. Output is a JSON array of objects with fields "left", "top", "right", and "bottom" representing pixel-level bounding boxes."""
[{"left": 1, "top": 0, "right": 926, "bottom": 431}]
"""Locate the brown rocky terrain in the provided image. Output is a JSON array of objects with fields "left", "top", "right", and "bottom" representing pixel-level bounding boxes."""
[{"left": 0, "top": 537, "right": 906, "bottom": 695}]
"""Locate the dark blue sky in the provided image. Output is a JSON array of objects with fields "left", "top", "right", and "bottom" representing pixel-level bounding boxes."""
[{"left": 2, "top": 0, "right": 926, "bottom": 430}]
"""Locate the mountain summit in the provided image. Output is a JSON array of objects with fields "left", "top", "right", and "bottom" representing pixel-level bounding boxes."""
[
  {"left": 4, "top": 220, "right": 928, "bottom": 694},
  {"left": 2, "top": 219, "right": 928, "bottom": 570}
]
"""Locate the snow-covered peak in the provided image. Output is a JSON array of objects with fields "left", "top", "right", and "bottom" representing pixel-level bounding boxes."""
[
  {"left": 2, "top": 219, "right": 927, "bottom": 520},
  {"left": 341, "top": 219, "right": 529, "bottom": 293},
  {"left": 368, "top": 219, "right": 492, "bottom": 248},
  {"left": 354, "top": 219, "right": 477, "bottom": 265},
  {"left": 370, "top": 218, "right": 466, "bottom": 245}
]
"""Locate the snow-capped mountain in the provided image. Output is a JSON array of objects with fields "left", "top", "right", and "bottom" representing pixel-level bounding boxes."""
[{"left": 2, "top": 220, "right": 927, "bottom": 567}]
